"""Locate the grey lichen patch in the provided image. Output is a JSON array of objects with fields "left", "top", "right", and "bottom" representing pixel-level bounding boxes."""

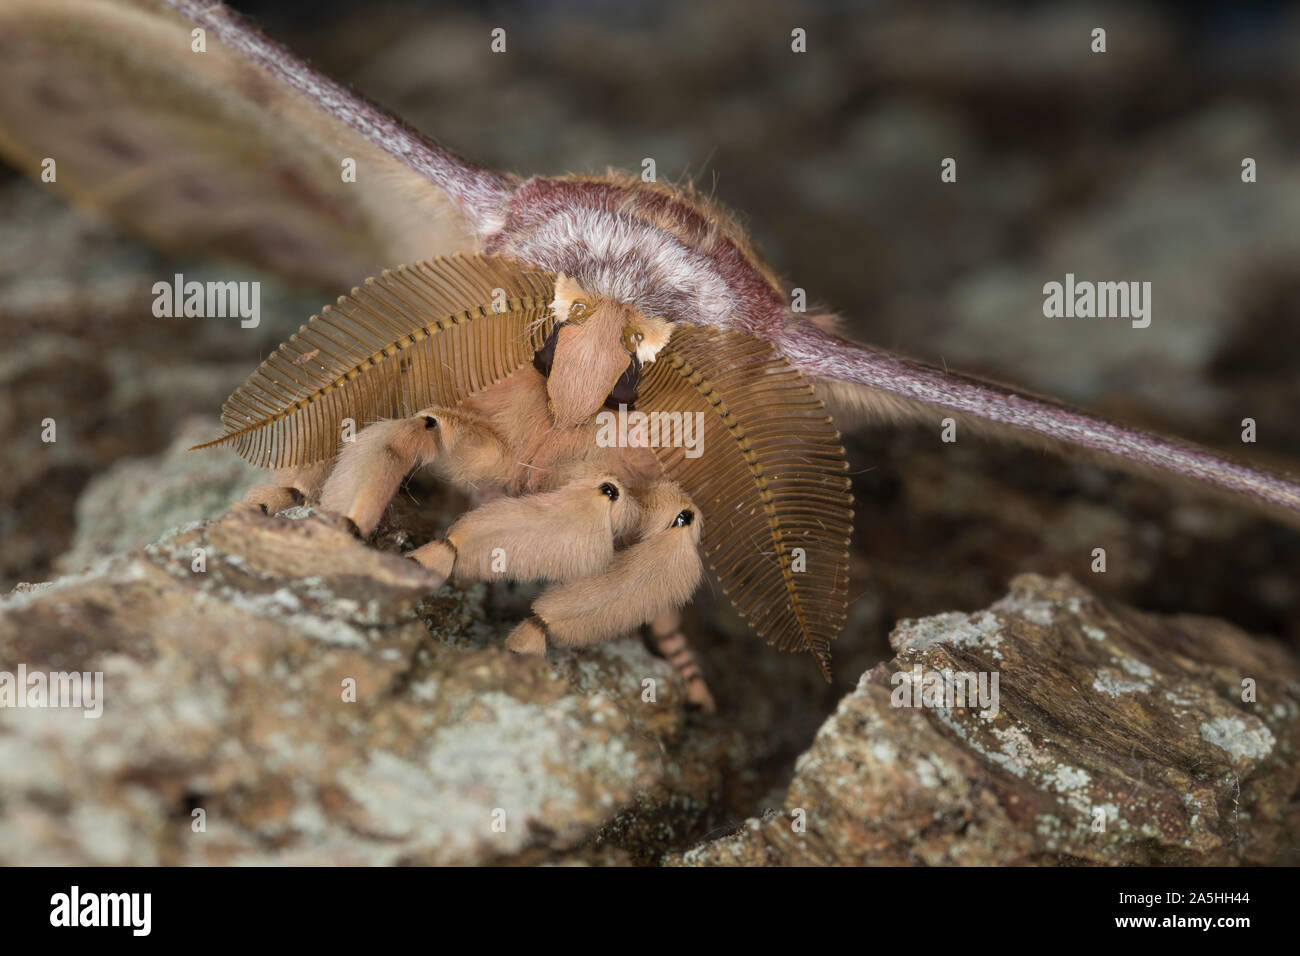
[
  {"left": 550, "top": 637, "right": 682, "bottom": 738},
  {"left": 332, "top": 691, "right": 655, "bottom": 863},
  {"left": 992, "top": 574, "right": 1106, "bottom": 629},
  {"left": 1092, "top": 667, "right": 1151, "bottom": 698},
  {"left": 912, "top": 757, "right": 941, "bottom": 788},
  {"left": 870, "top": 740, "right": 898, "bottom": 766},
  {"left": 1118, "top": 656, "right": 1154, "bottom": 679},
  {"left": 1046, "top": 764, "right": 1091, "bottom": 795},
  {"left": 1199, "top": 716, "right": 1275, "bottom": 763},
  {"left": 891, "top": 609, "right": 1004, "bottom": 660}
]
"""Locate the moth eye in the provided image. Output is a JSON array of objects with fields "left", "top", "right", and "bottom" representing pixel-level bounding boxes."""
[
  {"left": 621, "top": 327, "right": 645, "bottom": 353},
  {"left": 673, "top": 509, "right": 694, "bottom": 527},
  {"left": 423, "top": 416, "right": 438, "bottom": 430},
  {"left": 599, "top": 481, "right": 620, "bottom": 501},
  {"left": 567, "top": 301, "right": 591, "bottom": 323}
]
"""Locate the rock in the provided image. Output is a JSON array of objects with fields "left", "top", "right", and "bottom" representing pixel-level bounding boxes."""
[
  {"left": 0, "top": 181, "right": 323, "bottom": 589},
  {"left": 942, "top": 112, "right": 1300, "bottom": 422},
  {"left": 669, "top": 574, "right": 1300, "bottom": 865},
  {"left": 55, "top": 419, "right": 263, "bottom": 575},
  {"left": 4, "top": 511, "right": 1298, "bottom": 866},
  {"left": 0, "top": 507, "right": 733, "bottom": 865}
]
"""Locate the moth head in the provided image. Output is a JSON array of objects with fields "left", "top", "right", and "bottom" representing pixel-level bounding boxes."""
[
  {"left": 634, "top": 482, "right": 702, "bottom": 546},
  {"left": 544, "top": 275, "right": 675, "bottom": 427}
]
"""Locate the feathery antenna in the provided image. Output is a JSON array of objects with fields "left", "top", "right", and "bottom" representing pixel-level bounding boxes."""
[
  {"left": 192, "top": 255, "right": 554, "bottom": 469},
  {"left": 639, "top": 325, "right": 853, "bottom": 680}
]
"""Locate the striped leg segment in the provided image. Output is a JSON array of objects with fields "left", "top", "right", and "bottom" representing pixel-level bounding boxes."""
[{"left": 650, "top": 610, "right": 715, "bottom": 714}]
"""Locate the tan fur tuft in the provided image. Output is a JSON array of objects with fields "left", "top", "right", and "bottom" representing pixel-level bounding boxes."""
[
  {"left": 627, "top": 313, "right": 675, "bottom": 364},
  {"left": 529, "top": 486, "right": 703, "bottom": 648},
  {"left": 549, "top": 273, "right": 587, "bottom": 324},
  {"left": 444, "top": 472, "right": 635, "bottom": 583}
]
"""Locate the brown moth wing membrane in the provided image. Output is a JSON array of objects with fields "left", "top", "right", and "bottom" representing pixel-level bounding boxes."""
[
  {"left": 638, "top": 326, "right": 853, "bottom": 680},
  {"left": 192, "top": 255, "right": 555, "bottom": 469},
  {"left": 795, "top": 332, "right": 1300, "bottom": 529},
  {"left": 0, "top": 0, "right": 511, "bottom": 287}
]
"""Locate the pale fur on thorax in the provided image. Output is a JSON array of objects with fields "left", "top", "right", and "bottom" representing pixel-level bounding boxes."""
[
  {"left": 505, "top": 206, "right": 740, "bottom": 331},
  {"left": 462, "top": 366, "right": 663, "bottom": 495}
]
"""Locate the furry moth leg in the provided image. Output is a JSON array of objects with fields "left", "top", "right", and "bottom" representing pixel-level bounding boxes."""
[
  {"left": 649, "top": 610, "right": 715, "bottom": 714},
  {"left": 506, "top": 484, "right": 705, "bottom": 694},
  {"left": 407, "top": 472, "right": 640, "bottom": 588},
  {"left": 239, "top": 461, "right": 334, "bottom": 515},
  {"left": 319, "top": 408, "right": 506, "bottom": 536}
]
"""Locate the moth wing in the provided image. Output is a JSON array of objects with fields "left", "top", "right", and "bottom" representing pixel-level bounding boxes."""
[
  {"left": 638, "top": 325, "right": 854, "bottom": 680},
  {"left": 802, "top": 335, "right": 1300, "bottom": 526},
  {"left": 0, "top": 0, "right": 514, "bottom": 288}
]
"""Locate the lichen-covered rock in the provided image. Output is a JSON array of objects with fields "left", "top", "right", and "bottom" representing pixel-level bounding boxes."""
[
  {"left": 669, "top": 574, "right": 1300, "bottom": 865},
  {"left": 5, "top": 509, "right": 1298, "bottom": 865},
  {"left": 0, "top": 181, "right": 321, "bottom": 590},
  {"left": 56, "top": 419, "right": 264, "bottom": 574},
  {"left": 0, "top": 507, "right": 729, "bottom": 865}
]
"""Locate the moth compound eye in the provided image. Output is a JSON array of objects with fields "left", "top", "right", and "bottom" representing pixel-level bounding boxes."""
[
  {"left": 621, "top": 327, "right": 645, "bottom": 353},
  {"left": 599, "top": 481, "right": 620, "bottom": 501},
  {"left": 423, "top": 416, "right": 438, "bottom": 429},
  {"left": 567, "top": 301, "right": 591, "bottom": 324},
  {"left": 673, "top": 509, "right": 694, "bottom": 527}
]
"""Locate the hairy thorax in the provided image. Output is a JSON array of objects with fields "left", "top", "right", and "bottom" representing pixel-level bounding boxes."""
[{"left": 463, "top": 365, "right": 662, "bottom": 496}]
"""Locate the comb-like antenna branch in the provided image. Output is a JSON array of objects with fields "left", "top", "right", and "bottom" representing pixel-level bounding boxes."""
[
  {"left": 192, "top": 255, "right": 555, "bottom": 469},
  {"left": 640, "top": 325, "right": 853, "bottom": 680}
]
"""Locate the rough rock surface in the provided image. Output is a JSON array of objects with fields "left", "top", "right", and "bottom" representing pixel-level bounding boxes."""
[
  {"left": 0, "top": 507, "right": 738, "bottom": 865},
  {"left": 56, "top": 418, "right": 263, "bottom": 575},
  {"left": 6, "top": 515, "right": 1297, "bottom": 865},
  {"left": 670, "top": 575, "right": 1300, "bottom": 865},
  {"left": 0, "top": 180, "right": 320, "bottom": 590}
]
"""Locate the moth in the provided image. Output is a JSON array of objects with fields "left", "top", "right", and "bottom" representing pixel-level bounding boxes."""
[{"left": 3, "top": 0, "right": 1298, "bottom": 711}]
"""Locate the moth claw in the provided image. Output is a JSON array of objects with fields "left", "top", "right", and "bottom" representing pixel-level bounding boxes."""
[
  {"left": 316, "top": 509, "right": 364, "bottom": 539},
  {"left": 235, "top": 484, "right": 300, "bottom": 517},
  {"left": 506, "top": 618, "right": 548, "bottom": 655},
  {"left": 407, "top": 540, "right": 454, "bottom": 587},
  {"left": 685, "top": 678, "right": 717, "bottom": 715}
]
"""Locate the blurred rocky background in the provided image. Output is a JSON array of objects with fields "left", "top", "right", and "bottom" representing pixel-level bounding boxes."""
[{"left": 2, "top": 0, "right": 1299, "bottom": 863}]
